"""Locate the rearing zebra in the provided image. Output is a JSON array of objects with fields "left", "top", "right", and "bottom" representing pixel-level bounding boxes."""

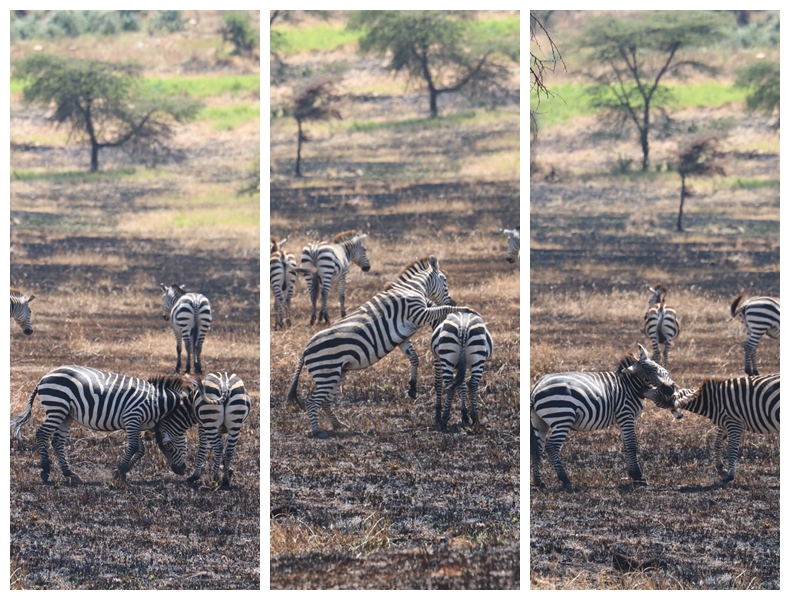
[
  {"left": 160, "top": 284, "right": 212, "bottom": 375},
  {"left": 647, "top": 374, "right": 780, "bottom": 486},
  {"left": 287, "top": 255, "right": 472, "bottom": 438},
  {"left": 643, "top": 283, "right": 680, "bottom": 367},
  {"left": 10, "top": 288, "right": 35, "bottom": 335},
  {"left": 531, "top": 344, "right": 676, "bottom": 491},
  {"left": 431, "top": 311, "right": 494, "bottom": 428},
  {"left": 10, "top": 366, "right": 192, "bottom": 484},
  {"left": 153, "top": 372, "right": 251, "bottom": 489},
  {"left": 301, "top": 230, "right": 371, "bottom": 325},
  {"left": 730, "top": 294, "right": 780, "bottom": 375},
  {"left": 503, "top": 227, "right": 520, "bottom": 264}
]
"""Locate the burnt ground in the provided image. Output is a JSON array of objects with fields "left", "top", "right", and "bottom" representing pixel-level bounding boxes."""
[
  {"left": 529, "top": 109, "right": 779, "bottom": 589},
  {"left": 9, "top": 115, "right": 261, "bottom": 588}
]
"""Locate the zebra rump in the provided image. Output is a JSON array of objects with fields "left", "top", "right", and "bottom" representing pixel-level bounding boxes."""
[
  {"left": 160, "top": 283, "right": 212, "bottom": 375},
  {"left": 11, "top": 366, "right": 193, "bottom": 484},
  {"left": 730, "top": 293, "right": 780, "bottom": 375}
]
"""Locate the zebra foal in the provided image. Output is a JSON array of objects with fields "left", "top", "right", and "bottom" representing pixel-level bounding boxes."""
[
  {"left": 10, "top": 288, "right": 35, "bottom": 335},
  {"left": 431, "top": 311, "right": 494, "bottom": 428},
  {"left": 730, "top": 294, "right": 779, "bottom": 375},
  {"left": 160, "top": 283, "right": 212, "bottom": 375},
  {"left": 301, "top": 230, "right": 371, "bottom": 325},
  {"left": 643, "top": 283, "right": 680, "bottom": 367},
  {"left": 531, "top": 344, "right": 676, "bottom": 492},
  {"left": 647, "top": 374, "right": 779, "bottom": 486},
  {"left": 11, "top": 366, "right": 192, "bottom": 484},
  {"left": 287, "top": 255, "right": 472, "bottom": 438}
]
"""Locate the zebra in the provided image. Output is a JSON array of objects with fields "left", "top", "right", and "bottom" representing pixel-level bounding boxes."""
[
  {"left": 730, "top": 294, "right": 779, "bottom": 375},
  {"left": 647, "top": 375, "right": 780, "bottom": 486},
  {"left": 153, "top": 372, "right": 251, "bottom": 489},
  {"left": 10, "top": 288, "right": 35, "bottom": 335},
  {"left": 10, "top": 366, "right": 193, "bottom": 484},
  {"left": 431, "top": 311, "right": 494, "bottom": 428},
  {"left": 530, "top": 344, "right": 676, "bottom": 491},
  {"left": 301, "top": 230, "right": 371, "bottom": 325},
  {"left": 270, "top": 235, "right": 288, "bottom": 254},
  {"left": 643, "top": 283, "right": 680, "bottom": 367},
  {"left": 287, "top": 255, "right": 473, "bottom": 438},
  {"left": 503, "top": 227, "right": 520, "bottom": 264},
  {"left": 160, "top": 283, "right": 212, "bottom": 375},
  {"left": 270, "top": 250, "right": 299, "bottom": 330}
]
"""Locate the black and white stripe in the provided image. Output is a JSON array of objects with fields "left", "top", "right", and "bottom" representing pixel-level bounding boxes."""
[
  {"left": 287, "top": 255, "right": 472, "bottom": 438},
  {"left": 531, "top": 345, "right": 676, "bottom": 491},
  {"left": 431, "top": 311, "right": 494, "bottom": 427},
  {"left": 270, "top": 250, "right": 299, "bottom": 330},
  {"left": 11, "top": 366, "right": 192, "bottom": 483},
  {"left": 160, "top": 283, "right": 212, "bottom": 375},
  {"left": 503, "top": 227, "right": 520, "bottom": 264},
  {"left": 643, "top": 283, "right": 680, "bottom": 367},
  {"left": 730, "top": 294, "right": 779, "bottom": 375},
  {"left": 651, "top": 375, "right": 779, "bottom": 485},
  {"left": 153, "top": 372, "right": 251, "bottom": 488},
  {"left": 10, "top": 288, "right": 35, "bottom": 335},
  {"left": 301, "top": 230, "right": 371, "bottom": 325}
]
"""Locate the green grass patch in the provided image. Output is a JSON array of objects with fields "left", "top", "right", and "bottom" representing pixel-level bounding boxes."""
[
  {"left": 169, "top": 204, "right": 260, "bottom": 228},
  {"left": 143, "top": 74, "right": 260, "bottom": 98},
  {"left": 199, "top": 104, "right": 259, "bottom": 130},
  {"left": 11, "top": 168, "right": 137, "bottom": 182},
  {"left": 272, "top": 23, "right": 361, "bottom": 54},
  {"left": 729, "top": 177, "right": 780, "bottom": 190},
  {"left": 348, "top": 111, "right": 479, "bottom": 133}
]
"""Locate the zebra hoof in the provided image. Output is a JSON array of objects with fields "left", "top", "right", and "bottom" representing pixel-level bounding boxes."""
[
  {"left": 186, "top": 475, "right": 199, "bottom": 485},
  {"left": 408, "top": 387, "right": 417, "bottom": 399},
  {"left": 314, "top": 430, "right": 329, "bottom": 439},
  {"left": 562, "top": 483, "right": 574, "bottom": 493},
  {"left": 632, "top": 479, "right": 648, "bottom": 487}
]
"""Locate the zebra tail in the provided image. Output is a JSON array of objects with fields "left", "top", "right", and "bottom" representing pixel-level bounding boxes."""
[
  {"left": 451, "top": 347, "right": 467, "bottom": 392},
  {"left": 730, "top": 293, "right": 745, "bottom": 319},
  {"left": 286, "top": 354, "right": 306, "bottom": 410},
  {"left": 11, "top": 385, "right": 39, "bottom": 440}
]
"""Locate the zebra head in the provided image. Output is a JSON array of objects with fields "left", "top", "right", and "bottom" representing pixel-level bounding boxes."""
[
  {"left": 160, "top": 283, "right": 187, "bottom": 321},
  {"left": 623, "top": 344, "right": 676, "bottom": 399},
  {"left": 504, "top": 227, "right": 520, "bottom": 263},
  {"left": 648, "top": 283, "right": 667, "bottom": 307},
  {"left": 644, "top": 386, "right": 691, "bottom": 419},
  {"left": 425, "top": 256, "right": 455, "bottom": 306},
  {"left": 151, "top": 376, "right": 199, "bottom": 476},
  {"left": 10, "top": 289, "right": 35, "bottom": 335}
]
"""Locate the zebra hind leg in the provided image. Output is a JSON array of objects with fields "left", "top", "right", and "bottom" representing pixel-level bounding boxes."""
[
  {"left": 52, "top": 429, "right": 82, "bottom": 484},
  {"left": 220, "top": 432, "right": 242, "bottom": 489}
]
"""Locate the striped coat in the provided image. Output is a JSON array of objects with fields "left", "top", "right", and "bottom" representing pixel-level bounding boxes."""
[
  {"left": 160, "top": 283, "right": 212, "bottom": 375},
  {"left": 10, "top": 288, "right": 35, "bottom": 335},
  {"left": 730, "top": 294, "right": 779, "bottom": 375}
]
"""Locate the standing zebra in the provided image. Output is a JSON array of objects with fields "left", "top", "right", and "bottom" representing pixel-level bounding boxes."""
[
  {"left": 647, "top": 375, "right": 780, "bottom": 486},
  {"left": 531, "top": 344, "right": 676, "bottom": 491},
  {"left": 643, "top": 283, "right": 680, "bottom": 367},
  {"left": 270, "top": 250, "right": 300, "bottom": 330},
  {"left": 10, "top": 288, "right": 35, "bottom": 335},
  {"left": 301, "top": 230, "right": 371, "bottom": 325},
  {"left": 503, "top": 227, "right": 520, "bottom": 264},
  {"left": 730, "top": 294, "right": 779, "bottom": 375},
  {"left": 287, "top": 255, "right": 472, "bottom": 438},
  {"left": 160, "top": 283, "right": 212, "bottom": 375},
  {"left": 431, "top": 311, "right": 494, "bottom": 428},
  {"left": 153, "top": 372, "right": 251, "bottom": 489},
  {"left": 10, "top": 366, "right": 192, "bottom": 484}
]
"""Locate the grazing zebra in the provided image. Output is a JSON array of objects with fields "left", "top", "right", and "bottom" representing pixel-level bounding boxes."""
[
  {"left": 10, "top": 288, "right": 35, "bottom": 335},
  {"left": 503, "top": 227, "right": 520, "bottom": 264},
  {"left": 643, "top": 283, "right": 680, "bottom": 367},
  {"left": 160, "top": 283, "right": 212, "bottom": 375},
  {"left": 531, "top": 344, "right": 676, "bottom": 491},
  {"left": 301, "top": 230, "right": 371, "bottom": 325},
  {"left": 648, "top": 375, "right": 780, "bottom": 485},
  {"left": 10, "top": 366, "right": 193, "bottom": 484},
  {"left": 270, "top": 250, "right": 300, "bottom": 330},
  {"left": 730, "top": 294, "right": 780, "bottom": 375},
  {"left": 153, "top": 372, "right": 251, "bottom": 489},
  {"left": 287, "top": 255, "right": 472, "bottom": 438},
  {"left": 431, "top": 311, "right": 494, "bottom": 428}
]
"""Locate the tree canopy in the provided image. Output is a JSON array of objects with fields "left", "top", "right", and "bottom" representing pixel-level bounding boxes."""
[
  {"left": 14, "top": 54, "right": 202, "bottom": 172},
  {"left": 579, "top": 11, "right": 733, "bottom": 171},
  {"left": 735, "top": 60, "right": 780, "bottom": 127},
  {"left": 348, "top": 11, "right": 519, "bottom": 118}
]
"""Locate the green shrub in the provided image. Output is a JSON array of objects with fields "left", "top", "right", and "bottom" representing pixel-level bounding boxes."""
[
  {"left": 150, "top": 10, "right": 185, "bottom": 33},
  {"left": 221, "top": 12, "right": 259, "bottom": 56}
]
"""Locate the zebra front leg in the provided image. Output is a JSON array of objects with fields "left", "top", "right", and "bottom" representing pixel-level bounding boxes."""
[
  {"left": 744, "top": 335, "right": 760, "bottom": 375},
  {"left": 115, "top": 423, "right": 144, "bottom": 484},
  {"left": 619, "top": 417, "right": 647, "bottom": 486},
  {"left": 398, "top": 341, "right": 420, "bottom": 399},
  {"left": 713, "top": 426, "right": 727, "bottom": 478}
]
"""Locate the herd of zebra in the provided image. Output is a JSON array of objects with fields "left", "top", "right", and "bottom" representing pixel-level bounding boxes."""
[
  {"left": 9, "top": 285, "right": 250, "bottom": 489},
  {"left": 271, "top": 227, "right": 519, "bottom": 438},
  {"left": 531, "top": 284, "right": 780, "bottom": 492}
]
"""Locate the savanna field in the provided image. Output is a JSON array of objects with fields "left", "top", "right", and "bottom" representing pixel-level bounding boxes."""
[
  {"left": 269, "top": 12, "right": 521, "bottom": 589},
  {"left": 530, "top": 11, "right": 779, "bottom": 590},
  {"left": 9, "top": 11, "right": 260, "bottom": 589}
]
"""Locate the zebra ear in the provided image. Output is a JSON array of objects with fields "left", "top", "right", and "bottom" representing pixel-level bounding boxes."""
[
  {"left": 160, "top": 283, "right": 167, "bottom": 292},
  {"left": 637, "top": 344, "right": 649, "bottom": 360},
  {"left": 358, "top": 234, "right": 367, "bottom": 242},
  {"left": 429, "top": 255, "right": 439, "bottom": 269},
  {"left": 27, "top": 294, "right": 35, "bottom": 302}
]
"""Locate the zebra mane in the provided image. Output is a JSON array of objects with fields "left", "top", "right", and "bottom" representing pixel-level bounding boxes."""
[
  {"left": 617, "top": 355, "right": 637, "bottom": 371},
  {"left": 10, "top": 288, "right": 24, "bottom": 297},
  {"left": 148, "top": 374, "right": 194, "bottom": 393},
  {"left": 383, "top": 256, "right": 435, "bottom": 291},
  {"left": 332, "top": 230, "right": 360, "bottom": 244},
  {"left": 730, "top": 293, "right": 746, "bottom": 317}
]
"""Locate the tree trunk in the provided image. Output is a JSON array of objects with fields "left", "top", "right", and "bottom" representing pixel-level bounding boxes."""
[
  {"left": 429, "top": 86, "right": 439, "bottom": 119},
  {"left": 677, "top": 174, "right": 687, "bottom": 232},
  {"left": 640, "top": 106, "right": 650, "bottom": 171},
  {"left": 295, "top": 119, "right": 303, "bottom": 177},
  {"left": 90, "top": 140, "right": 100, "bottom": 173}
]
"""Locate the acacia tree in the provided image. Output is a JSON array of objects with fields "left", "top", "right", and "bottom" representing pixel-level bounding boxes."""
[
  {"left": 530, "top": 12, "right": 564, "bottom": 136},
  {"left": 349, "top": 10, "right": 519, "bottom": 118},
  {"left": 293, "top": 78, "right": 341, "bottom": 177},
  {"left": 676, "top": 133, "right": 725, "bottom": 232},
  {"left": 579, "top": 11, "right": 732, "bottom": 171},
  {"left": 735, "top": 61, "right": 780, "bottom": 128},
  {"left": 14, "top": 54, "right": 202, "bottom": 172}
]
